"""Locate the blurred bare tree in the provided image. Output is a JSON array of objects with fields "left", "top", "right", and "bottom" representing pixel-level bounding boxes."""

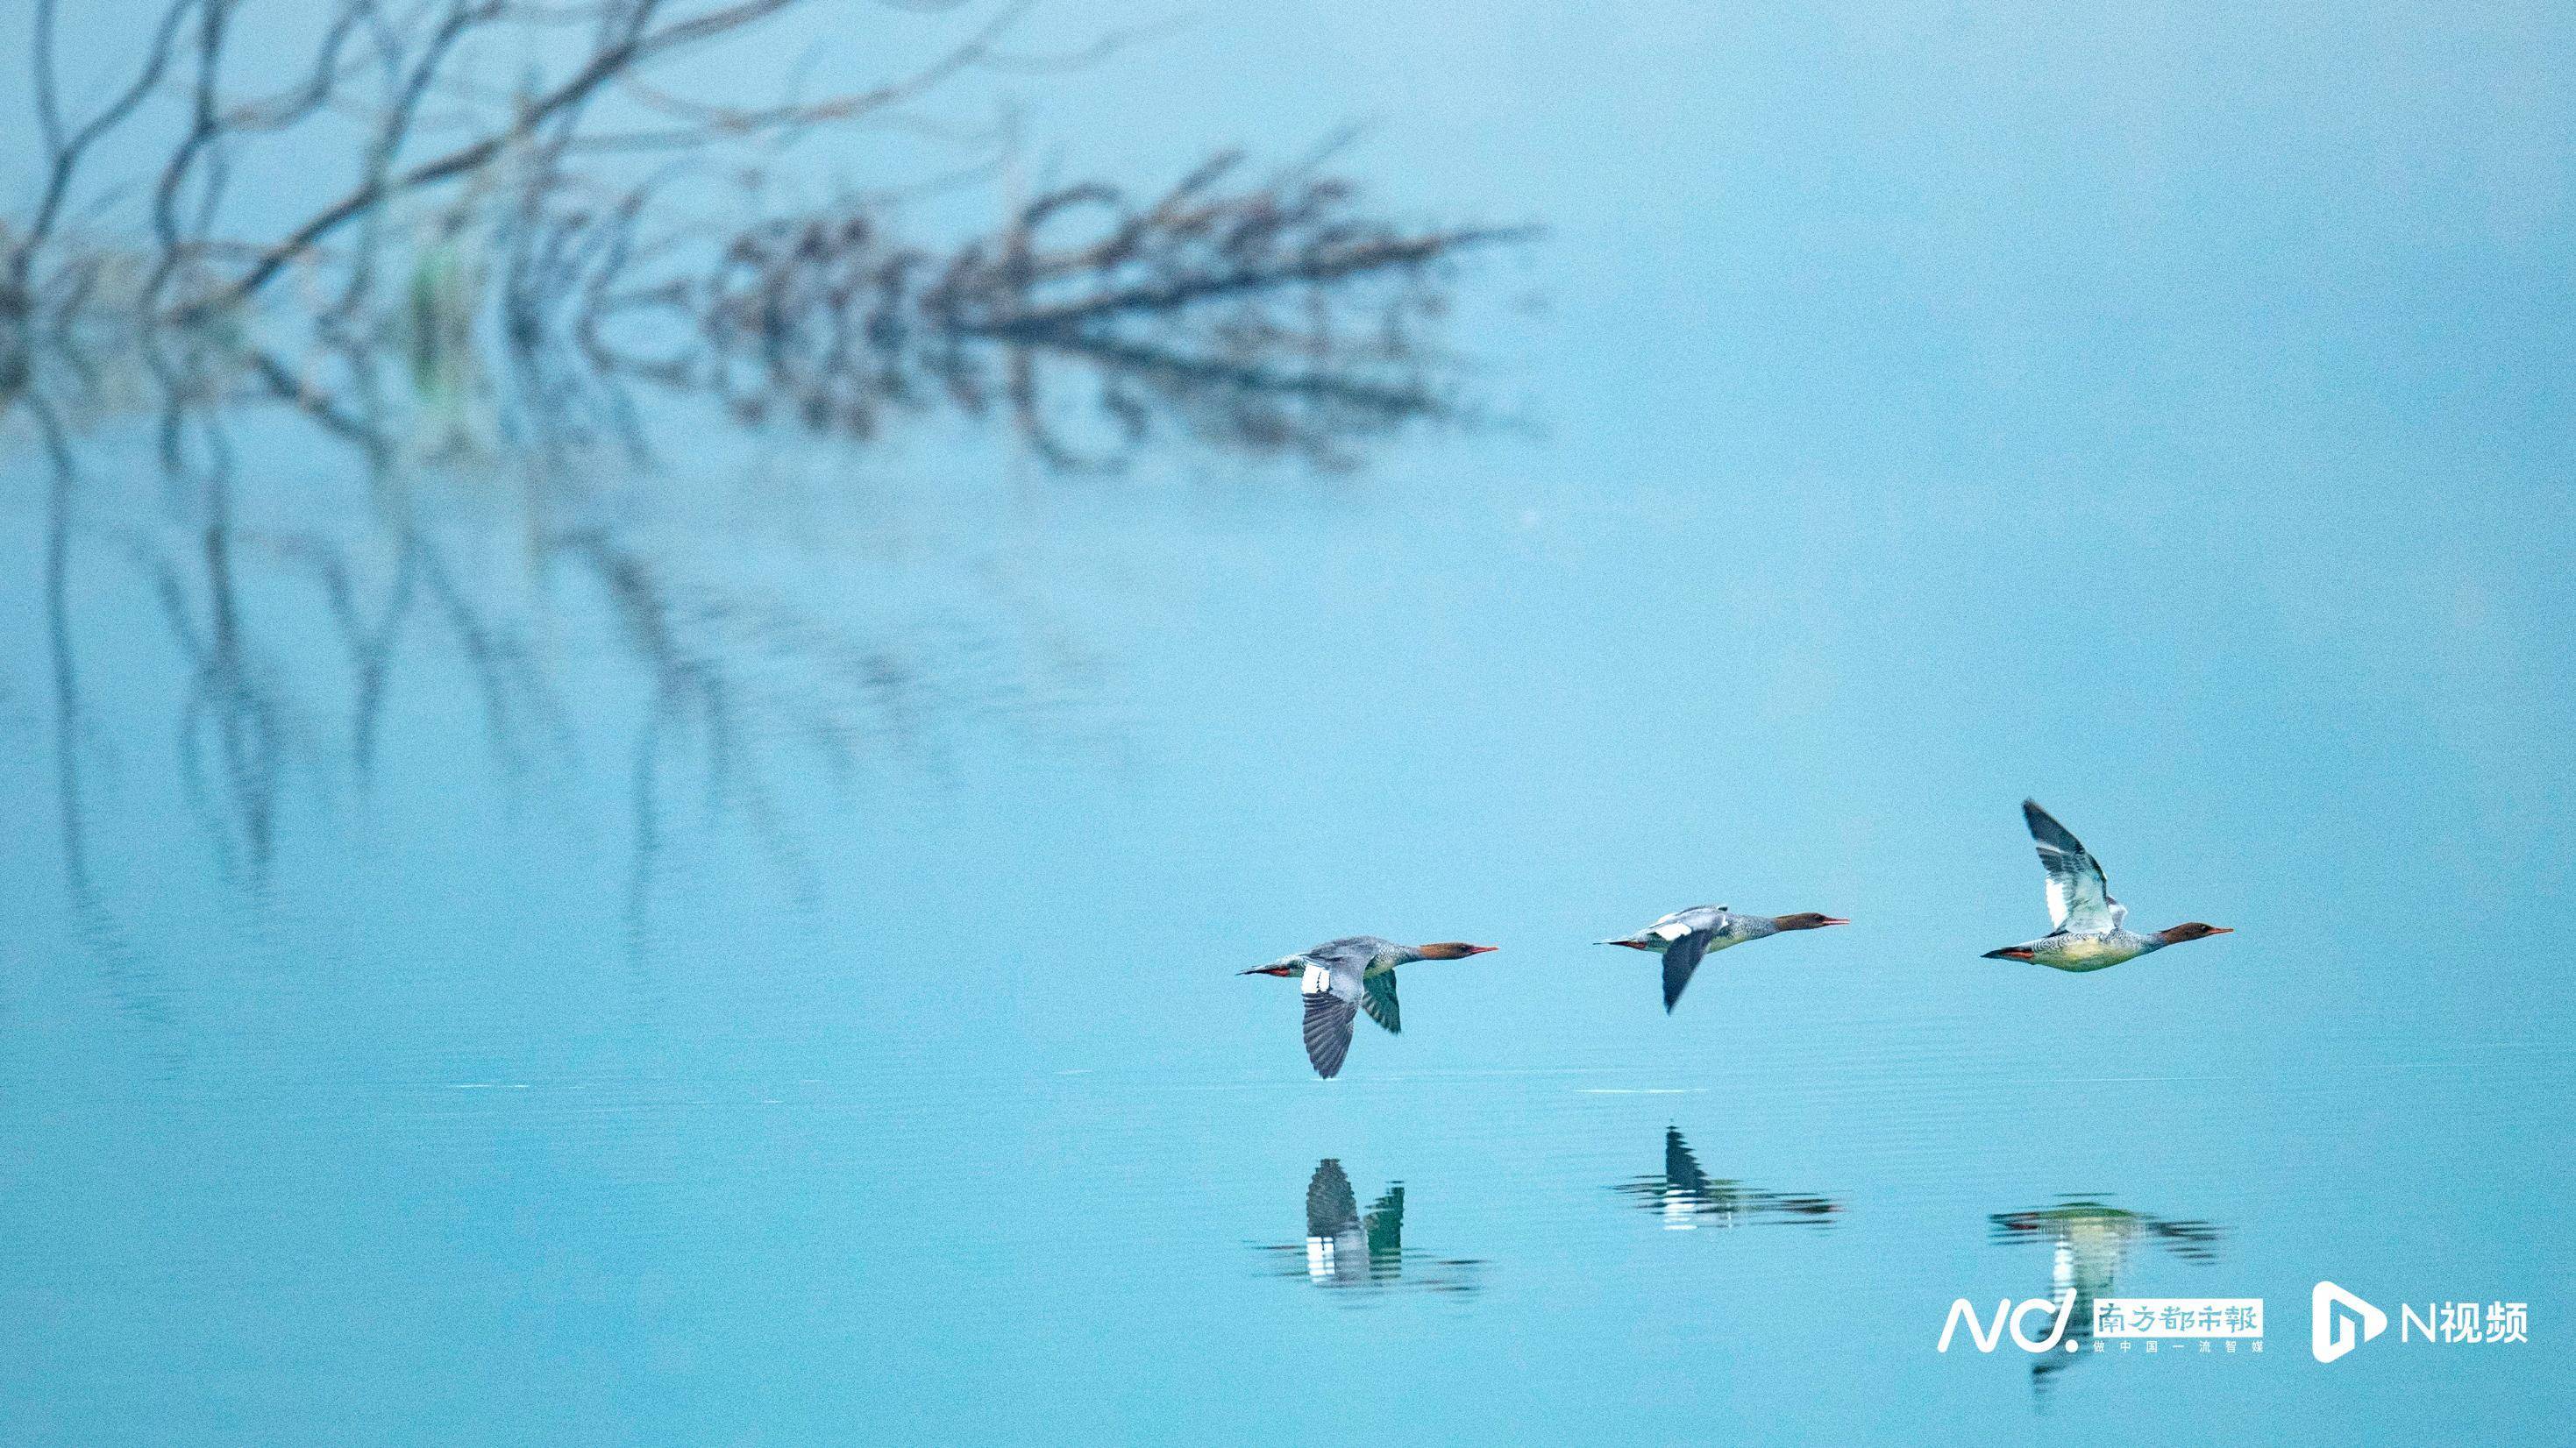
[
  {"left": 2, "top": 0, "right": 1529, "bottom": 976},
  {"left": 3, "top": 0, "right": 1526, "bottom": 465}
]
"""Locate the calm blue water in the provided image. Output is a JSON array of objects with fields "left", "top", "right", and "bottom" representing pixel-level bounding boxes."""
[{"left": 4, "top": 0, "right": 2573, "bottom": 1442}]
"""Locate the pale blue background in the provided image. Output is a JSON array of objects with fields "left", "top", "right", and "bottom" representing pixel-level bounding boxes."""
[{"left": 1, "top": 0, "right": 2570, "bottom": 1441}]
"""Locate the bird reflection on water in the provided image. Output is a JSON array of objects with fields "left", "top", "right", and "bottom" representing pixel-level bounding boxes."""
[
  {"left": 1987, "top": 1197, "right": 2224, "bottom": 1404},
  {"left": 1609, "top": 1128, "right": 1844, "bottom": 1231},
  {"left": 1258, "top": 1161, "right": 1484, "bottom": 1297}
]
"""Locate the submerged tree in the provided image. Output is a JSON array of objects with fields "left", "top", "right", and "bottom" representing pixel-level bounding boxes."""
[
  {"left": 4, "top": 0, "right": 1531, "bottom": 973},
  {"left": 4, "top": 0, "right": 1526, "bottom": 465}
]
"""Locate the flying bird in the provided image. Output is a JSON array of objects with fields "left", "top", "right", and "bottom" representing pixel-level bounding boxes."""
[
  {"left": 1598, "top": 908, "right": 1847, "bottom": 1012},
  {"left": 1242, "top": 937, "right": 1495, "bottom": 1078},
  {"left": 1982, "top": 799, "right": 2231, "bottom": 971}
]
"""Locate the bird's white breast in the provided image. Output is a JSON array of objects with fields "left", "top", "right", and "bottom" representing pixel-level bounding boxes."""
[{"left": 2038, "top": 934, "right": 2143, "bottom": 968}]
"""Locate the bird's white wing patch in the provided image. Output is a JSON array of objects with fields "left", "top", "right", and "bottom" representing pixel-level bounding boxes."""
[
  {"left": 1652, "top": 920, "right": 1693, "bottom": 941},
  {"left": 1300, "top": 963, "right": 1333, "bottom": 995},
  {"left": 2045, "top": 877, "right": 2073, "bottom": 932}
]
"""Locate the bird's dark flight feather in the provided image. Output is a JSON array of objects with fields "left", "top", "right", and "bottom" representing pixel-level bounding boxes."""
[
  {"left": 1662, "top": 931, "right": 1713, "bottom": 1013},
  {"left": 1360, "top": 971, "right": 1401, "bottom": 1034},
  {"left": 1303, "top": 990, "right": 1360, "bottom": 1078}
]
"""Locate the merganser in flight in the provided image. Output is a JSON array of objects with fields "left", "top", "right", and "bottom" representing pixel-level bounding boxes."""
[
  {"left": 1598, "top": 908, "right": 1847, "bottom": 1012},
  {"left": 1981, "top": 800, "right": 2231, "bottom": 971},
  {"left": 1242, "top": 937, "right": 1495, "bottom": 1078}
]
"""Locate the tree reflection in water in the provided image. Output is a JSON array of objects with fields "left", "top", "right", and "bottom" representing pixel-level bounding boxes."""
[
  {"left": 15, "top": 183, "right": 1513, "bottom": 972},
  {"left": 4, "top": 0, "right": 1523, "bottom": 1008}
]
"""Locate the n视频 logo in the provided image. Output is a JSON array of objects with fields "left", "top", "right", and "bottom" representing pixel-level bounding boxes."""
[{"left": 2311, "top": 1281, "right": 2387, "bottom": 1363}]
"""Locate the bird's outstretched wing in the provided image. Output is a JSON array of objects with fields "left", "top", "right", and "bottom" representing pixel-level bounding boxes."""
[
  {"left": 1662, "top": 931, "right": 1714, "bottom": 1013},
  {"left": 2023, "top": 799, "right": 2124, "bottom": 933},
  {"left": 1360, "top": 970, "right": 1401, "bottom": 1034},
  {"left": 1302, "top": 966, "right": 1363, "bottom": 1078}
]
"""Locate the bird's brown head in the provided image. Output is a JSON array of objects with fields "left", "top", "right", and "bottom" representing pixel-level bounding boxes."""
[
  {"left": 1416, "top": 942, "right": 1498, "bottom": 960},
  {"left": 2156, "top": 922, "right": 2233, "bottom": 945},
  {"left": 1774, "top": 912, "right": 1850, "bottom": 931}
]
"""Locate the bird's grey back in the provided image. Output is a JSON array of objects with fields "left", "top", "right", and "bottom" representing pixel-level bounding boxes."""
[{"left": 1674, "top": 906, "right": 1781, "bottom": 940}]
